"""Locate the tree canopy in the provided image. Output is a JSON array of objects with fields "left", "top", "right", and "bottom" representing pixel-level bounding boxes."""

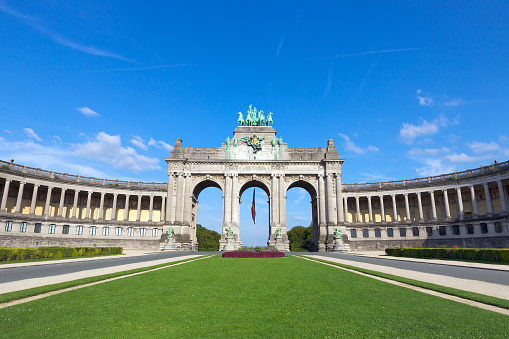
[
  {"left": 196, "top": 224, "right": 221, "bottom": 251},
  {"left": 287, "top": 225, "right": 312, "bottom": 251}
]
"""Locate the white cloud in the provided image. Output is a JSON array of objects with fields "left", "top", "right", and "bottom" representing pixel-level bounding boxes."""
[
  {"left": 148, "top": 138, "right": 173, "bottom": 152},
  {"left": 53, "top": 36, "right": 133, "bottom": 61},
  {"left": 338, "top": 133, "right": 379, "bottom": 154},
  {"left": 444, "top": 98, "right": 464, "bottom": 106},
  {"left": 443, "top": 153, "right": 491, "bottom": 163},
  {"left": 130, "top": 136, "right": 148, "bottom": 151},
  {"left": 417, "top": 96, "right": 433, "bottom": 106},
  {"left": 293, "top": 188, "right": 306, "bottom": 206},
  {"left": 77, "top": 107, "right": 100, "bottom": 117},
  {"left": 24, "top": 128, "right": 42, "bottom": 141},
  {"left": 467, "top": 141, "right": 500, "bottom": 154},
  {"left": 416, "top": 159, "right": 455, "bottom": 177},
  {"left": 4, "top": 129, "right": 12, "bottom": 134},
  {"left": 73, "top": 132, "right": 160, "bottom": 172},
  {"left": 52, "top": 136, "right": 62, "bottom": 143},
  {"left": 407, "top": 147, "right": 451, "bottom": 156},
  {"left": 399, "top": 114, "right": 458, "bottom": 144}
]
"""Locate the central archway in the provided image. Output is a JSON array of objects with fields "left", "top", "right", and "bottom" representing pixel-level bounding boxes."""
[
  {"left": 287, "top": 180, "right": 319, "bottom": 251},
  {"left": 238, "top": 180, "right": 270, "bottom": 247}
]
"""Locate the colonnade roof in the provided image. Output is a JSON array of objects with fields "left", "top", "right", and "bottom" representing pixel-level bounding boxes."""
[{"left": 1, "top": 158, "right": 508, "bottom": 193}]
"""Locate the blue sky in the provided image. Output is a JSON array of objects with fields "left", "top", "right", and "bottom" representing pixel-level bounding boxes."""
[{"left": 1, "top": 1, "right": 508, "bottom": 245}]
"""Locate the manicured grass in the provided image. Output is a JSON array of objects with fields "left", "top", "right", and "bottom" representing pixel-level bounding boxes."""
[
  {"left": 0, "top": 256, "right": 205, "bottom": 304},
  {"left": 0, "top": 255, "right": 507, "bottom": 338},
  {"left": 303, "top": 256, "right": 509, "bottom": 310}
]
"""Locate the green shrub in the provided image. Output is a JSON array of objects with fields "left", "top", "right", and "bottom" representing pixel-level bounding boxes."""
[
  {"left": 385, "top": 248, "right": 509, "bottom": 263},
  {"left": 0, "top": 247, "right": 123, "bottom": 262}
]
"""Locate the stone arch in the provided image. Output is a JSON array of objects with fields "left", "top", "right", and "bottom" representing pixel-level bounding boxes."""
[
  {"left": 287, "top": 179, "right": 320, "bottom": 251},
  {"left": 192, "top": 178, "right": 223, "bottom": 199},
  {"left": 238, "top": 178, "right": 270, "bottom": 197},
  {"left": 287, "top": 179, "right": 318, "bottom": 200}
]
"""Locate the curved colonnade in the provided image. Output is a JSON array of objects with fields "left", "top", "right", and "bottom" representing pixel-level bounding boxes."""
[{"left": 1, "top": 159, "right": 509, "bottom": 251}]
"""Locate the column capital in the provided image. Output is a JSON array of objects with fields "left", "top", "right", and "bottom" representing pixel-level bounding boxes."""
[
  {"left": 317, "top": 173, "right": 324, "bottom": 178},
  {"left": 416, "top": 191, "right": 421, "bottom": 195},
  {"left": 378, "top": 195, "right": 384, "bottom": 199},
  {"left": 113, "top": 192, "right": 118, "bottom": 196}
]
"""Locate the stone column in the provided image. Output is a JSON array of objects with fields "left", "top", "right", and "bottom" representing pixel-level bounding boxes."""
[
  {"left": 223, "top": 174, "right": 231, "bottom": 225},
  {"left": 183, "top": 174, "right": 192, "bottom": 225},
  {"left": 270, "top": 174, "right": 278, "bottom": 225},
  {"left": 326, "top": 174, "right": 337, "bottom": 225},
  {"left": 430, "top": 191, "right": 437, "bottom": 220},
  {"left": 30, "top": 184, "right": 39, "bottom": 215},
  {"left": 111, "top": 193, "right": 118, "bottom": 221},
  {"left": 45, "top": 186, "right": 54, "bottom": 217},
  {"left": 497, "top": 180, "right": 507, "bottom": 213},
  {"left": 336, "top": 175, "right": 344, "bottom": 223},
  {"left": 166, "top": 174, "right": 174, "bottom": 222},
  {"left": 343, "top": 196, "right": 349, "bottom": 223},
  {"left": 58, "top": 188, "right": 66, "bottom": 217},
  {"left": 84, "top": 191, "right": 92, "bottom": 219},
  {"left": 367, "top": 196, "right": 373, "bottom": 223},
  {"left": 279, "top": 174, "right": 287, "bottom": 227},
  {"left": 416, "top": 192, "right": 424, "bottom": 221},
  {"left": 14, "top": 181, "right": 25, "bottom": 213},
  {"left": 0, "top": 179, "right": 11, "bottom": 211},
  {"left": 317, "top": 174, "right": 326, "bottom": 225},
  {"left": 355, "top": 196, "right": 360, "bottom": 223},
  {"left": 483, "top": 183, "right": 494, "bottom": 215},
  {"left": 231, "top": 174, "right": 239, "bottom": 226},
  {"left": 443, "top": 189, "right": 451, "bottom": 220},
  {"left": 149, "top": 195, "right": 154, "bottom": 222},
  {"left": 379, "top": 195, "right": 385, "bottom": 222},
  {"left": 175, "top": 174, "right": 184, "bottom": 223},
  {"left": 160, "top": 196, "right": 166, "bottom": 222},
  {"left": 456, "top": 187, "right": 464, "bottom": 220},
  {"left": 404, "top": 194, "right": 411, "bottom": 222},
  {"left": 469, "top": 185, "right": 478, "bottom": 216},
  {"left": 391, "top": 195, "right": 398, "bottom": 222},
  {"left": 72, "top": 189, "right": 79, "bottom": 218},
  {"left": 98, "top": 192, "right": 105, "bottom": 220},
  {"left": 123, "top": 194, "right": 130, "bottom": 221},
  {"left": 136, "top": 195, "right": 142, "bottom": 222}
]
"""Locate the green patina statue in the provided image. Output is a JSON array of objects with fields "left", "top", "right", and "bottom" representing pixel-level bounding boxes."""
[
  {"left": 237, "top": 112, "right": 245, "bottom": 126},
  {"left": 271, "top": 136, "right": 277, "bottom": 148},
  {"left": 241, "top": 105, "right": 274, "bottom": 126},
  {"left": 275, "top": 227, "right": 282, "bottom": 238},
  {"left": 333, "top": 227, "right": 342, "bottom": 239},
  {"left": 233, "top": 137, "right": 238, "bottom": 147},
  {"left": 241, "top": 133, "right": 265, "bottom": 153},
  {"left": 225, "top": 136, "right": 231, "bottom": 159},
  {"left": 166, "top": 227, "right": 175, "bottom": 238},
  {"left": 225, "top": 227, "right": 233, "bottom": 238}
]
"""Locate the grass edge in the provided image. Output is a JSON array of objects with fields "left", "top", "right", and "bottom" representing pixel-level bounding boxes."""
[
  {"left": 295, "top": 255, "right": 509, "bottom": 310},
  {"left": 0, "top": 254, "right": 215, "bottom": 304}
]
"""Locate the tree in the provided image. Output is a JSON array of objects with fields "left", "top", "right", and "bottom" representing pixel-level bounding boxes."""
[
  {"left": 196, "top": 224, "right": 221, "bottom": 251},
  {"left": 287, "top": 225, "right": 312, "bottom": 251}
]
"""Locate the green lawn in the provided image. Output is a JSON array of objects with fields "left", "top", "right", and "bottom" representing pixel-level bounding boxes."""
[{"left": 0, "top": 255, "right": 507, "bottom": 338}]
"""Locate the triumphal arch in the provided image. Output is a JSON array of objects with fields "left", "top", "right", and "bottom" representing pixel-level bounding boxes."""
[{"left": 164, "top": 106, "right": 346, "bottom": 251}]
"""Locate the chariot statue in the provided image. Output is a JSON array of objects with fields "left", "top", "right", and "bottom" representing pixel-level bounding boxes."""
[{"left": 237, "top": 112, "right": 245, "bottom": 126}]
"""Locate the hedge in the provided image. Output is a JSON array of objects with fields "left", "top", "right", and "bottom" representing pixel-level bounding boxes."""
[
  {"left": 222, "top": 251, "right": 285, "bottom": 258},
  {"left": 0, "top": 246, "right": 123, "bottom": 262},
  {"left": 385, "top": 248, "right": 509, "bottom": 263}
]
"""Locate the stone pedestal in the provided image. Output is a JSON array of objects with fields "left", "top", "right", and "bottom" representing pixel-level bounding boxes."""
[
  {"left": 223, "top": 236, "right": 235, "bottom": 251},
  {"left": 274, "top": 237, "right": 285, "bottom": 251},
  {"left": 333, "top": 238, "right": 350, "bottom": 252},
  {"left": 160, "top": 237, "right": 176, "bottom": 251}
]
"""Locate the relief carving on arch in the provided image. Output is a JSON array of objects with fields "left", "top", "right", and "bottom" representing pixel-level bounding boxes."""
[{"left": 191, "top": 175, "right": 225, "bottom": 192}]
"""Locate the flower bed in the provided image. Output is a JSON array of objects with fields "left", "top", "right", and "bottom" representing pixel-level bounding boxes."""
[{"left": 222, "top": 251, "right": 285, "bottom": 258}]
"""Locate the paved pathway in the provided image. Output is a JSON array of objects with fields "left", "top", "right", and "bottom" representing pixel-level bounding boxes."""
[
  {"left": 0, "top": 251, "right": 205, "bottom": 293},
  {"left": 1, "top": 250, "right": 508, "bottom": 303},
  {"left": 304, "top": 252, "right": 509, "bottom": 300}
]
